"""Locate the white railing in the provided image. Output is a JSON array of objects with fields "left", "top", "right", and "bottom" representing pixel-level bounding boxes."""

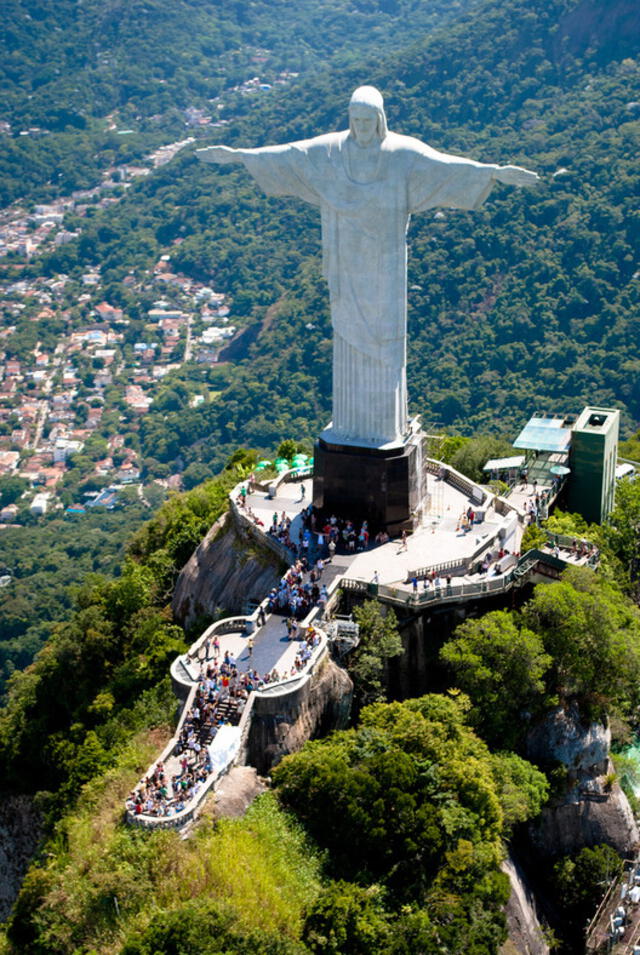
[
  {"left": 130, "top": 459, "right": 590, "bottom": 829},
  {"left": 249, "top": 464, "right": 313, "bottom": 495},
  {"left": 132, "top": 564, "right": 329, "bottom": 830}
]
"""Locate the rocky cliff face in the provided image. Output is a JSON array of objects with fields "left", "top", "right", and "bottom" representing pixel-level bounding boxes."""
[
  {"left": 172, "top": 511, "right": 284, "bottom": 625},
  {"left": 0, "top": 794, "right": 42, "bottom": 921},
  {"left": 501, "top": 855, "right": 550, "bottom": 955},
  {"left": 247, "top": 656, "right": 353, "bottom": 775},
  {"left": 526, "top": 703, "right": 639, "bottom": 858}
]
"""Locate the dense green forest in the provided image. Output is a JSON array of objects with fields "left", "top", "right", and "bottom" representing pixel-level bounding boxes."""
[
  {"left": 0, "top": 0, "right": 477, "bottom": 204},
  {"left": 2, "top": 0, "right": 640, "bottom": 951},
  {"left": 19, "top": 0, "right": 638, "bottom": 485},
  {"left": 1, "top": 0, "right": 477, "bottom": 128},
  {"left": 0, "top": 505, "right": 151, "bottom": 696}
]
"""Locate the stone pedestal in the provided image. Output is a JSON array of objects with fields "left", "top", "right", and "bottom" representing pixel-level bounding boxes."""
[{"left": 313, "top": 427, "right": 425, "bottom": 535}]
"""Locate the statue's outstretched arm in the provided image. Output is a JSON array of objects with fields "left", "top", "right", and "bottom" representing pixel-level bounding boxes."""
[
  {"left": 196, "top": 145, "right": 249, "bottom": 165},
  {"left": 492, "top": 164, "right": 540, "bottom": 187}
]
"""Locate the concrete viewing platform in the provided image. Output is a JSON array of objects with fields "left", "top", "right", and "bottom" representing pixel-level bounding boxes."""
[
  {"left": 239, "top": 464, "right": 523, "bottom": 590},
  {"left": 127, "top": 458, "right": 597, "bottom": 830}
]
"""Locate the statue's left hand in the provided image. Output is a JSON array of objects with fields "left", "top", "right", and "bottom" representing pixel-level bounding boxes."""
[
  {"left": 195, "top": 145, "right": 240, "bottom": 164},
  {"left": 493, "top": 165, "right": 540, "bottom": 187}
]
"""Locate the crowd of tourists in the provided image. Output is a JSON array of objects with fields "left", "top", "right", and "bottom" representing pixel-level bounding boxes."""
[
  {"left": 267, "top": 557, "right": 329, "bottom": 619},
  {"left": 299, "top": 507, "right": 376, "bottom": 555},
  {"left": 268, "top": 509, "right": 295, "bottom": 551},
  {"left": 236, "top": 476, "right": 388, "bottom": 563},
  {"left": 127, "top": 618, "right": 322, "bottom": 819},
  {"left": 126, "top": 654, "right": 249, "bottom": 819},
  {"left": 263, "top": 502, "right": 380, "bottom": 560},
  {"left": 126, "top": 752, "right": 212, "bottom": 820}
]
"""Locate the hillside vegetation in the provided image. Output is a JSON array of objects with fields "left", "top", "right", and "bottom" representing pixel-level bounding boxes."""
[
  {"left": 22, "top": 0, "right": 639, "bottom": 482},
  {"left": 2, "top": 0, "right": 640, "bottom": 951},
  {"left": 0, "top": 0, "right": 477, "bottom": 204},
  {"left": 1, "top": 458, "right": 640, "bottom": 953}
]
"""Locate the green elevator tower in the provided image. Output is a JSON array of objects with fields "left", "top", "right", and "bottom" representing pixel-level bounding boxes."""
[{"left": 567, "top": 407, "right": 619, "bottom": 524}]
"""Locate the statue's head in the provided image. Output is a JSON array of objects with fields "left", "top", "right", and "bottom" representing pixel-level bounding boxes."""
[{"left": 348, "top": 86, "right": 388, "bottom": 145}]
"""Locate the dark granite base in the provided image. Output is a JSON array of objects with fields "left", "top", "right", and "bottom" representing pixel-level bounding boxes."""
[{"left": 312, "top": 433, "right": 424, "bottom": 535}]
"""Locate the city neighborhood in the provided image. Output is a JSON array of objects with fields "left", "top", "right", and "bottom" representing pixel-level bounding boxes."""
[{"left": 0, "top": 136, "right": 240, "bottom": 525}]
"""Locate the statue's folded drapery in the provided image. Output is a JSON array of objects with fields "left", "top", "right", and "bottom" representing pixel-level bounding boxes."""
[{"left": 241, "top": 132, "right": 497, "bottom": 445}]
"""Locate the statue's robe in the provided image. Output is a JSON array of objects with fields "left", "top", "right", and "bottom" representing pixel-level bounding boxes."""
[{"left": 242, "top": 131, "right": 497, "bottom": 446}]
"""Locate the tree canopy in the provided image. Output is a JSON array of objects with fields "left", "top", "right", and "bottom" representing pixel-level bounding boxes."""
[
  {"left": 441, "top": 567, "right": 640, "bottom": 747},
  {"left": 273, "top": 694, "right": 548, "bottom": 952},
  {"left": 440, "top": 610, "right": 552, "bottom": 748}
]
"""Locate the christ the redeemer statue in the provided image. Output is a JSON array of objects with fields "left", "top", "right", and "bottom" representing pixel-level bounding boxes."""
[{"left": 197, "top": 86, "right": 538, "bottom": 448}]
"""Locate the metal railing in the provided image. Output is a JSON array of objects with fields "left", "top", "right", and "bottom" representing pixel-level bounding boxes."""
[
  {"left": 134, "top": 476, "right": 599, "bottom": 830},
  {"left": 424, "top": 457, "right": 487, "bottom": 504},
  {"left": 408, "top": 557, "right": 469, "bottom": 581},
  {"left": 407, "top": 528, "right": 503, "bottom": 583},
  {"left": 341, "top": 572, "right": 514, "bottom": 609},
  {"left": 585, "top": 856, "right": 639, "bottom": 954},
  {"left": 341, "top": 545, "right": 592, "bottom": 611}
]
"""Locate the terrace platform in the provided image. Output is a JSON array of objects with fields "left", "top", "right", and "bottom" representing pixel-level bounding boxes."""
[{"left": 240, "top": 463, "right": 522, "bottom": 589}]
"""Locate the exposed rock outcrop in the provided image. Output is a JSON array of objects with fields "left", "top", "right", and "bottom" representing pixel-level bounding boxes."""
[
  {"left": 214, "top": 767, "right": 268, "bottom": 818},
  {"left": 0, "top": 794, "right": 42, "bottom": 921},
  {"left": 247, "top": 655, "right": 353, "bottom": 775},
  {"left": 526, "top": 703, "right": 639, "bottom": 858},
  {"left": 501, "top": 855, "right": 550, "bottom": 955},
  {"left": 172, "top": 511, "right": 283, "bottom": 625}
]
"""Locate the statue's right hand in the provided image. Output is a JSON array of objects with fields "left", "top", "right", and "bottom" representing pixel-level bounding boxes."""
[{"left": 196, "top": 145, "right": 239, "bottom": 164}]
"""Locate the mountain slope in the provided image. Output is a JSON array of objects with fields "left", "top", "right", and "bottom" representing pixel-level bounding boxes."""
[
  {"left": 30, "top": 0, "right": 639, "bottom": 471},
  {"left": 0, "top": 0, "right": 479, "bottom": 203}
]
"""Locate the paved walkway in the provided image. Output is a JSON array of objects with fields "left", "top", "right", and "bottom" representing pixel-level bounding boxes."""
[
  {"left": 160, "top": 616, "right": 314, "bottom": 796},
  {"left": 190, "top": 468, "right": 548, "bottom": 692},
  {"left": 240, "top": 477, "right": 312, "bottom": 547},
  {"left": 240, "top": 471, "right": 520, "bottom": 590},
  {"left": 191, "top": 616, "right": 305, "bottom": 682},
  {"left": 132, "top": 469, "right": 594, "bottom": 826}
]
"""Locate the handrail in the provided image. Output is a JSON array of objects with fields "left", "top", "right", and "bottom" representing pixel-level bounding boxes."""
[
  {"left": 408, "top": 531, "right": 500, "bottom": 582},
  {"left": 255, "top": 641, "right": 328, "bottom": 697},
  {"left": 585, "top": 856, "right": 638, "bottom": 953},
  {"left": 517, "top": 548, "right": 565, "bottom": 572},
  {"left": 408, "top": 557, "right": 468, "bottom": 581},
  {"left": 236, "top": 692, "right": 256, "bottom": 764},
  {"left": 493, "top": 494, "right": 523, "bottom": 519},
  {"left": 341, "top": 545, "right": 591, "bottom": 611},
  {"left": 423, "top": 457, "right": 488, "bottom": 503},
  {"left": 250, "top": 464, "right": 314, "bottom": 495},
  {"left": 341, "top": 572, "right": 514, "bottom": 608},
  {"left": 131, "top": 629, "right": 329, "bottom": 829},
  {"left": 543, "top": 529, "right": 594, "bottom": 550},
  {"left": 131, "top": 470, "right": 598, "bottom": 830}
]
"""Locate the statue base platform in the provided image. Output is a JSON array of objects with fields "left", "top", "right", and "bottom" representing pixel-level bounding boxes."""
[{"left": 312, "top": 426, "right": 425, "bottom": 536}]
